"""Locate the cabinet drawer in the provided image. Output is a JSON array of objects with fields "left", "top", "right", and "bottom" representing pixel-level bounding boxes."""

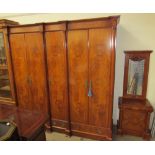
[{"left": 122, "top": 109, "right": 146, "bottom": 132}]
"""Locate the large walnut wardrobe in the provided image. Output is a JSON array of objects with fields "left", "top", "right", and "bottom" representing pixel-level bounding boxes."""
[{"left": 0, "top": 16, "right": 119, "bottom": 140}]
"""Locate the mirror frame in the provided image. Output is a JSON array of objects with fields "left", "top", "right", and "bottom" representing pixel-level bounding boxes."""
[
  {"left": 0, "top": 28, "right": 16, "bottom": 104},
  {"left": 123, "top": 50, "right": 152, "bottom": 100}
]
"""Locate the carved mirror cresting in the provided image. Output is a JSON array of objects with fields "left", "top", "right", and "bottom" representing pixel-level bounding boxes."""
[{"left": 123, "top": 51, "right": 152, "bottom": 100}]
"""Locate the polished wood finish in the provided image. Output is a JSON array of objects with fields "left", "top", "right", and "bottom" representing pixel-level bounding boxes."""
[
  {"left": 10, "top": 32, "right": 48, "bottom": 113},
  {"left": 68, "top": 30, "right": 89, "bottom": 124},
  {"left": 89, "top": 28, "right": 112, "bottom": 127},
  {"left": 0, "top": 103, "right": 48, "bottom": 140},
  {"left": 117, "top": 97, "right": 153, "bottom": 140},
  {"left": 123, "top": 51, "right": 152, "bottom": 100},
  {"left": 68, "top": 16, "right": 120, "bottom": 30},
  {"left": 9, "top": 24, "right": 43, "bottom": 33},
  {"left": 45, "top": 29, "right": 68, "bottom": 131},
  {"left": 3, "top": 16, "right": 119, "bottom": 140},
  {"left": 67, "top": 17, "right": 119, "bottom": 140},
  {"left": 45, "top": 22, "right": 66, "bottom": 31},
  {"left": 25, "top": 33, "right": 48, "bottom": 112},
  {"left": 118, "top": 51, "right": 153, "bottom": 140},
  {"left": 9, "top": 33, "right": 30, "bottom": 108}
]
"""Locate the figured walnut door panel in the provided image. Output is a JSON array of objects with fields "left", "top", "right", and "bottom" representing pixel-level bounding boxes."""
[
  {"left": 68, "top": 30, "right": 89, "bottom": 124},
  {"left": 89, "top": 28, "right": 112, "bottom": 127},
  {"left": 45, "top": 31, "right": 68, "bottom": 121},
  {"left": 10, "top": 34, "right": 30, "bottom": 109},
  {"left": 25, "top": 33, "right": 48, "bottom": 113}
]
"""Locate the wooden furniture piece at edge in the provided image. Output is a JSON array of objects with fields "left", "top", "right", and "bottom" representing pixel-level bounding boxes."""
[
  {"left": 117, "top": 97, "right": 153, "bottom": 140},
  {"left": 0, "top": 19, "right": 19, "bottom": 105},
  {"left": 117, "top": 51, "right": 153, "bottom": 140},
  {"left": 0, "top": 103, "right": 48, "bottom": 141}
]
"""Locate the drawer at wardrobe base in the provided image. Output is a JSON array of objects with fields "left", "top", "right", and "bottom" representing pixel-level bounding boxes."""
[
  {"left": 47, "top": 119, "right": 112, "bottom": 140},
  {"left": 51, "top": 119, "right": 69, "bottom": 134},
  {"left": 71, "top": 122, "right": 112, "bottom": 140}
]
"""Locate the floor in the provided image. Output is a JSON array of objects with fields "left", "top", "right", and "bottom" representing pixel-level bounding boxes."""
[{"left": 45, "top": 131, "right": 155, "bottom": 141}]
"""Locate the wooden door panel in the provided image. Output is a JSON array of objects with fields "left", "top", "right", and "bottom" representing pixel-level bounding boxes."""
[
  {"left": 45, "top": 31, "right": 68, "bottom": 121},
  {"left": 89, "top": 28, "right": 112, "bottom": 127},
  {"left": 10, "top": 34, "right": 30, "bottom": 109},
  {"left": 25, "top": 33, "right": 48, "bottom": 113},
  {"left": 68, "top": 30, "right": 89, "bottom": 124}
]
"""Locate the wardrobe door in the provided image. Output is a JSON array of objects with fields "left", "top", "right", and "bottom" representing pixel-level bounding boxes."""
[
  {"left": 89, "top": 28, "right": 112, "bottom": 128},
  {"left": 25, "top": 33, "right": 48, "bottom": 113},
  {"left": 45, "top": 31, "right": 68, "bottom": 123},
  {"left": 10, "top": 34, "right": 30, "bottom": 109},
  {"left": 68, "top": 30, "right": 89, "bottom": 124}
]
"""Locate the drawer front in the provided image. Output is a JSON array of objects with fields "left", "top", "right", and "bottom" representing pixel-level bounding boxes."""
[
  {"left": 122, "top": 109, "right": 146, "bottom": 132},
  {"left": 71, "top": 122, "right": 112, "bottom": 140}
]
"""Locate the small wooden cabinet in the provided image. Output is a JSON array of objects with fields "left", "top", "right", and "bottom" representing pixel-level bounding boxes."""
[
  {"left": 118, "top": 51, "right": 153, "bottom": 140},
  {"left": 117, "top": 97, "right": 153, "bottom": 140}
]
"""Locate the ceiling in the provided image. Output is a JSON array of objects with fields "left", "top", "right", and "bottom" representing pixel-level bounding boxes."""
[{"left": 0, "top": 13, "right": 38, "bottom": 19}]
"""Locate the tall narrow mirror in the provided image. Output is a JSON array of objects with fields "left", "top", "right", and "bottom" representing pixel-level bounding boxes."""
[
  {"left": 127, "top": 59, "right": 145, "bottom": 96},
  {"left": 123, "top": 51, "right": 152, "bottom": 100}
]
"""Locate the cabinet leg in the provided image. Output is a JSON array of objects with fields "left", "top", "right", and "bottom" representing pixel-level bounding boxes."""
[{"left": 143, "top": 131, "right": 151, "bottom": 140}]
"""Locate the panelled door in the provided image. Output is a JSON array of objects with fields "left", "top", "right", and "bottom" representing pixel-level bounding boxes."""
[
  {"left": 10, "top": 32, "right": 48, "bottom": 113},
  {"left": 68, "top": 28, "right": 113, "bottom": 129},
  {"left": 10, "top": 33, "right": 30, "bottom": 109},
  {"left": 45, "top": 31, "right": 68, "bottom": 122},
  {"left": 25, "top": 33, "right": 48, "bottom": 113},
  {"left": 89, "top": 28, "right": 112, "bottom": 128},
  {"left": 68, "top": 30, "right": 89, "bottom": 124}
]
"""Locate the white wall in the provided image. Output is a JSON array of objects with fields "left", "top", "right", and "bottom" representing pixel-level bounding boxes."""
[{"left": 1, "top": 13, "right": 155, "bottom": 125}]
